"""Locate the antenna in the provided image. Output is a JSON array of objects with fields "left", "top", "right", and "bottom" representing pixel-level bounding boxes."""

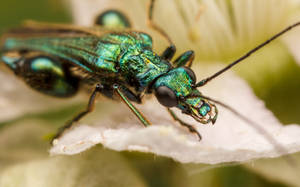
[{"left": 195, "top": 21, "right": 300, "bottom": 87}]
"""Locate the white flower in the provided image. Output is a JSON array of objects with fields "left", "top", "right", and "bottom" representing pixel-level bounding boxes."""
[
  {"left": 1, "top": 0, "right": 300, "bottom": 186},
  {"left": 49, "top": 0, "right": 300, "bottom": 166}
]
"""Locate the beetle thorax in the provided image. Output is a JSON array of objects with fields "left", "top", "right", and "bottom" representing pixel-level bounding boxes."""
[{"left": 119, "top": 49, "right": 171, "bottom": 92}]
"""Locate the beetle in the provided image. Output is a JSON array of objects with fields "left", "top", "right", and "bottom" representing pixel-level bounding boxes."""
[{"left": 1, "top": 0, "right": 300, "bottom": 145}]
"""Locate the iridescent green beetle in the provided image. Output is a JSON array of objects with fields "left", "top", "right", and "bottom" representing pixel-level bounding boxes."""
[{"left": 1, "top": 0, "right": 300, "bottom": 143}]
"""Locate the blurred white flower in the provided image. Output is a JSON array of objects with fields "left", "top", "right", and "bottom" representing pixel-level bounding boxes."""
[{"left": 0, "top": 147, "right": 146, "bottom": 187}]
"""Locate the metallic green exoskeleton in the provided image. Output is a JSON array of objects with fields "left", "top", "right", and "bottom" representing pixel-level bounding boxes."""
[
  {"left": 1, "top": 2, "right": 300, "bottom": 142},
  {"left": 0, "top": 10, "right": 217, "bottom": 141}
]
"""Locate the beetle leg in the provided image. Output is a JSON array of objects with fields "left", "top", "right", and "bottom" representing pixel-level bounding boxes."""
[
  {"left": 113, "top": 84, "right": 151, "bottom": 127},
  {"left": 173, "top": 50, "right": 195, "bottom": 68},
  {"left": 51, "top": 83, "right": 104, "bottom": 144},
  {"left": 167, "top": 108, "right": 202, "bottom": 141},
  {"left": 148, "top": 0, "right": 176, "bottom": 61},
  {"left": 161, "top": 45, "right": 176, "bottom": 61},
  {"left": 119, "top": 86, "right": 142, "bottom": 103},
  {"left": 148, "top": 0, "right": 174, "bottom": 46}
]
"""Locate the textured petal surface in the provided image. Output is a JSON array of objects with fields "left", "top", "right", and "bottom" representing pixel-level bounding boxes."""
[
  {"left": 51, "top": 65, "right": 300, "bottom": 164},
  {"left": 49, "top": 0, "right": 300, "bottom": 164},
  {"left": 67, "top": 0, "right": 296, "bottom": 59}
]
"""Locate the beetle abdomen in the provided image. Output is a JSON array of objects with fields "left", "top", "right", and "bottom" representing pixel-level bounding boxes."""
[{"left": 2, "top": 51, "right": 79, "bottom": 97}]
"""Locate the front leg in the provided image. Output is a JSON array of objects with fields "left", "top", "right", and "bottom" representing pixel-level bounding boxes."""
[
  {"left": 173, "top": 50, "right": 195, "bottom": 68},
  {"left": 113, "top": 84, "right": 151, "bottom": 127},
  {"left": 119, "top": 86, "right": 142, "bottom": 103},
  {"left": 167, "top": 108, "right": 202, "bottom": 141},
  {"left": 161, "top": 45, "right": 176, "bottom": 61}
]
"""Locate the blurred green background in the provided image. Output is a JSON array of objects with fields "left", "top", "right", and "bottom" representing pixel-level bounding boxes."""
[
  {"left": 0, "top": 0, "right": 71, "bottom": 33},
  {"left": 0, "top": 0, "right": 296, "bottom": 187}
]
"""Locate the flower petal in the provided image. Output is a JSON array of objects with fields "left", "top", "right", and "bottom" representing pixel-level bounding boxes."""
[
  {"left": 51, "top": 65, "right": 300, "bottom": 164},
  {"left": 0, "top": 148, "right": 146, "bottom": 187},
  {"left": 245, "top": 154, "right": 300, "bottom": 186},
  {"left": 67, "top": 0, "right": 298, "bottom": 60},
  {"left": 54, "top": 0, "right": 300, "bottom": 165}
]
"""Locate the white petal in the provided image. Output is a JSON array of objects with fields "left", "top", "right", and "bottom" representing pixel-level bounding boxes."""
[
  {"left": 280, "top": 0, "right": 300, "bottom": 65},
  {"left": 54, "top": 0, "right": 300, "bottom": 164},
  {"left": 0, "top": 149, "right": 146, "bottom": 187},
  {"left": 282, "top": 21, "right": 300, "bottom": 66},
  {"left": 67, "top": 0, "right": 192, "bottom": 52},
  {"left": 66, "top": 0, "right": 297, "bottom": 59},
  {"left": 50, "top": 65, "right": 300, "bottom": 164}
]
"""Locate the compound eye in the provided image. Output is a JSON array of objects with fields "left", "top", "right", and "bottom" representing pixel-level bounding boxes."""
[
  {"left": 182, "top": 67, "right": 196, "bottom": 84},
  {"left": 155, "top": 86, "right": 178, "bottom": 107}
]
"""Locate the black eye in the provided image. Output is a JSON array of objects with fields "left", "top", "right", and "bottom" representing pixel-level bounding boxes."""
[
  {"left": 182, "top": 67, "right": 196, "bottom": 84},
  {"left": 155, "top": 86, "right": 178, "bottom": 107}
]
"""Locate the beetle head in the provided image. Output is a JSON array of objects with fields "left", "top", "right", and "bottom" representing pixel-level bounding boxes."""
[{"left": 153, "top": 67, "right": 218, "bottom": 124}]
